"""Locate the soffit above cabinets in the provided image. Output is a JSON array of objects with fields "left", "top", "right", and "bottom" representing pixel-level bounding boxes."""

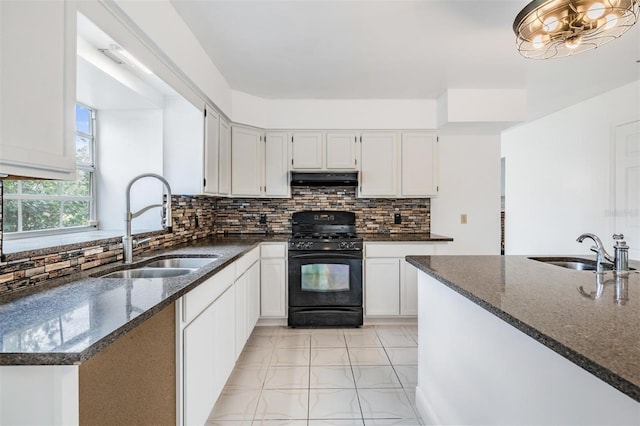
[{"left": 77, "top": 12, "right": 178, "bottom": 110}]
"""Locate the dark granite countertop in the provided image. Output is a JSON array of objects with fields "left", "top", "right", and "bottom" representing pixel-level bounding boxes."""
[
  {"left": 362, "top": 233, "right": 453, "bottom": 242},
  {"left": 405, "top": 255, "right": 640, "bottom": 402},
  {"left": 0, "top": 232, "right": 449, "bottom": 367},
  {"left": 0, "top": 235, "right": 274, "bottom": 366}
]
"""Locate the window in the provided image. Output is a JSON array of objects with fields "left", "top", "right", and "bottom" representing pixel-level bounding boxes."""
[{"left": 3, "top": 104, "right": 97, "bottom": 236}]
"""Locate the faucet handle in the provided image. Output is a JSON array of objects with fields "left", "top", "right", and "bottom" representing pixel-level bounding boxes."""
[{"left": 613, "top": 234, "right": 625, "bottom": 242}]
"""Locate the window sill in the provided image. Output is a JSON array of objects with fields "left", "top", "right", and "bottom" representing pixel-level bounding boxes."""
[{"left": 2, "top": 230, "right": 124, "bottom": 255}]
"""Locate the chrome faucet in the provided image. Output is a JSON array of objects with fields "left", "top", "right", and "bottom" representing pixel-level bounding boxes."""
[
  {"left": 123, "top": 173, "right": 173, "bottom": 264},
  {"left": 576, "top": 233, "right": 629, "bottom": 275}
]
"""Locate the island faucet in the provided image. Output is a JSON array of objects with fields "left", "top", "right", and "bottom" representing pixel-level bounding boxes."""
[
  {"left": 576, "top": 233, "right": 629, "bottom": 275},
  {"left": 123, "top": 173, "right": 173, "bottom": 264}
]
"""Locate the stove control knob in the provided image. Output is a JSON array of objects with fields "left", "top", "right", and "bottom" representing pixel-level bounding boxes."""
[
  {"left": 296, "top": 242, "right": 306, "bottom": 250},
  {"left": 339, "top": 241, "right": 348, "bottom": 250},
  {"left": 305, "top": 242, "right": 314, "bottom": 250}
]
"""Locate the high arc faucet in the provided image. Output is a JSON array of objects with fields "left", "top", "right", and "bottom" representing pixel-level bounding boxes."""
[
  {"left": 123, "top": 173, "right": 173, "bottom": 264},
  {"left": 576, "top": 233, "right": 630, "bottom": 275},
  {"left": 576, "top": 233, "right": 614, "bottom": 274}
]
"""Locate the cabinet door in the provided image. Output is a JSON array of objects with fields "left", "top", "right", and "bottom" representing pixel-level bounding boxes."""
[
  {"left": 235, "top": 273, "right": 248, "bottom": 360},
  {"left": 203, "top": 107, "right": 220, "bottom": 194},
  {"left": 400, "top": 260, "right": 419, "bottom": 316},
  {"left": 231, "top": 126, "right": 263, "bottom": 196},
  {"left": 401, "top": 132, "right": 438, "bottom": 197},
  {"left": 365, "top": 258, "right": 400, "bottom": 316},
  {"left": 265, "top": 132, "right": 290, "bottom": 197},
  {"left": 183, "top": 305, "right": 215, "bottom": 426},
  {"left": 326, "top": 132, "right": 357, "bottom": 170},
  {"left": 261, "top": 258, "right": 287, "bottom": 317},
  {"left": 291, "top": 132, "right": 323, "bottom": 169},
  {"left": 360, "top": 132, "right": 398, "bottom": 197},
  {"left": 0, "top": 1, "right": 76, "bottom": 180},
  {"left": 213, "top": 285, "right": 236, "bottom": 398},
  {"left": 246, "top": 261, "right": 261, "bottom": 334},
  {"left": 218, "top": 118, "right": 231, "bottom": 195}
]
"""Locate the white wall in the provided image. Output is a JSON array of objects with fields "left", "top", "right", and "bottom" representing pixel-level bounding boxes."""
[
  {"left": 502, "top": 80, "right": 640, "bottom": 258},
  {"left": 264, "top": 98, "right": 437, "bottom": 130},
  {"left": 431, "top": 134, "right": 502, "bottom": 255},
  {"left": 97, "top": 109, "right": 164, "bottom": 232}
]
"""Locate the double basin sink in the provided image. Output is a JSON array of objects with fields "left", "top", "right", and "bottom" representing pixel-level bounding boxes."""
[{"left": 97, "top": 256, "right": 218, "bottom": 279}]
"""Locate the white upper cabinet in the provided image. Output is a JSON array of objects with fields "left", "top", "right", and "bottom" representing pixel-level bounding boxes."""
[
  {"left": 326, "top": 132, "right": 358, "bottom": 169},
  {"left": 0, "top": 1, "right": 77, "bottom": 180},
  {"left": 231, "top": 126, "right": 263, "bottom": 196},
  {"left": 401, "top": 132, "right": 438, "bottom": 197},
  {"left": 265, "top": 132, "right": 290, "bottom": 197},
  {"left": 218, "top": 118, "right": 231, "bottom": 196},
  {"left": 359, "top": 132, "right": 399, "bottom": 197},
  {"left": 359, "top": 131, "right": 438, "bottom": 198},
  {"left": 231, "top": 126, "right": 289, "bottom": 198},
  {"left": 203, "top": 107, "right": 220, "bottom": 195},
  {"left": 291, "top": 131, "right": 358, "bottom": 171},
  {"left": 291, "top": 132, "right": 323, "bottom": 169}
]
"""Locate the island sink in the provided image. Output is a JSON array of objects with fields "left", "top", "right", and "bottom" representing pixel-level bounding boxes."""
[{"left": 529, "top": 256, "right": 635, "bottom": 272}]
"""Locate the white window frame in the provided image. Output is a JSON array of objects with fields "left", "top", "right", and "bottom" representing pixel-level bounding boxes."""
[{"left": 3, "top": 104, "right": 97, "bottom": 239}]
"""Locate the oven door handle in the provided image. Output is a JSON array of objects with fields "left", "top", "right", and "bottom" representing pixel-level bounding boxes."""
[{"left": 289, "top": 252, "right": 362, "bottom": 260}]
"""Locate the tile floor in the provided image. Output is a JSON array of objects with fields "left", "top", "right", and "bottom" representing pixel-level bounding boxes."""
[{"left": 206, "top": 324, "right": 423, "bottom": 426}]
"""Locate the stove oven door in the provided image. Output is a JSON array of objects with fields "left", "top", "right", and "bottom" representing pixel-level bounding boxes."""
[{"left": 288, "top": 251, "right": 363, "bottom": 327}]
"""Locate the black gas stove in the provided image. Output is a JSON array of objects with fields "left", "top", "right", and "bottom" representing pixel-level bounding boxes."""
[
  {"left": 288, "top": 211, "right": 363, "bottom": 252},
  {"left": 287, "top": 210, "right": 364, "bottom": 327}
]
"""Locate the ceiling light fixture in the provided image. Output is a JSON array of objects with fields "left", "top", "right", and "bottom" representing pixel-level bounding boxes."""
[
  {"left": 99, "top": 44, "right": 153, "bottom": 75},
  {"left": 513, "top": 0, "right": 640, "bottom": 59}
]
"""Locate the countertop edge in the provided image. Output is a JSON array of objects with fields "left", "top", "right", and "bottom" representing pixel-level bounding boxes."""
[{"left": 405, "top": 256, "right": 640, "bottom": 403}]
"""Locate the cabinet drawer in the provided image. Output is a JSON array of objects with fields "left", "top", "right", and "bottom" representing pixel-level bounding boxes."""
[
  {"left": 365, "top": 243, "right": 437, "bottom": 258},
  {"left": 261, "top": 243, "right": 286, "bottom": 258},
  {"left": 183, "top": 263, "right": 235, "bottom": 324},
  {"left": 235, "top": 247, "right": 260, "bottom": 279}
]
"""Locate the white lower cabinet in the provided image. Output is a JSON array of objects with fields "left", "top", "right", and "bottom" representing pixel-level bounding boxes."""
[
  {"left": 364, "top": 243, "right": 443, "bottom": 317},
  {"left": 365, "top": 258, "right": 401, "bottom": 316},
  {"left": 213, "top": 286, "right": 236, "bottom": 397},
  {"left": 246, "top": 261, "right": 261, "bottom": 333},
  {"left": 178, "top": 246, "right": 262, "bottom": 426},
  {"left": 260, "top": 243, "right": 287, "bottom": 318},
  {"left": 183, "top": 302, "right": 217, "bottom": 426},
  {"left": 235, "top": 272, "right": 248, "bottom": 360}
]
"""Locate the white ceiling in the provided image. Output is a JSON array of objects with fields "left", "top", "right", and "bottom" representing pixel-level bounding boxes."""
[{"left": 170, "top": 0, "right": 640, "bottom": 120}]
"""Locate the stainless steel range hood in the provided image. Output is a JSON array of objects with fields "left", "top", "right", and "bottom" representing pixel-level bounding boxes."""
[{"left": 290, "top": 171, "right": 358, "bottom": 187}]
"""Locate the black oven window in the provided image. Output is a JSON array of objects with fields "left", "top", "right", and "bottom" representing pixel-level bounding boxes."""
[{"left": 301, "top": 264, "right": 350, "bottom": 292}]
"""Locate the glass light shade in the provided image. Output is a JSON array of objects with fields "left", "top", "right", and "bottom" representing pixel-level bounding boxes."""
[
  {"left": 587, "top": 2, "right": 606, "bottom": 19},
  {"left": 513, "top": 0, "right": 640, "bottom": 59}
]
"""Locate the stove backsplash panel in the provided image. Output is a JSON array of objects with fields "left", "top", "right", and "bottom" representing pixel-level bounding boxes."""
[{"left": 215, "top": 186, "right": 430, "bottom": 234}]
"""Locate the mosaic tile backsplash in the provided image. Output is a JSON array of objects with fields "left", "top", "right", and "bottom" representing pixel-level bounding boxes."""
[
  {"left": 0, "top": 186, "right": 431, "bottom": 298},
  {"left": 215, "top": 186, "right": 430, "bottom": 234},
  {"left": 0, "top": 195, "right": 216, "bottom": 297}
]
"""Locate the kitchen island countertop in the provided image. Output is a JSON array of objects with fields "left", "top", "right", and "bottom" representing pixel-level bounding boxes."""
[{"left": 405, "top": 255, "right": 640, "bottom": 402}]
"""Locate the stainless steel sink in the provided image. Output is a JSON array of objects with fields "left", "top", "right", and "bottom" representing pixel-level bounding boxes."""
[
  {"left": 528, "top": 257, "right": 634, "bottom": 271},
  {"left": 144, "top": 257, "right": 216, "bottom": 269},
  {"left": 100, "top": 267, "right": 195, "bottom": 279},
  {"left": 97, "top": 255, "right": 218, "bottom": 279}
]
